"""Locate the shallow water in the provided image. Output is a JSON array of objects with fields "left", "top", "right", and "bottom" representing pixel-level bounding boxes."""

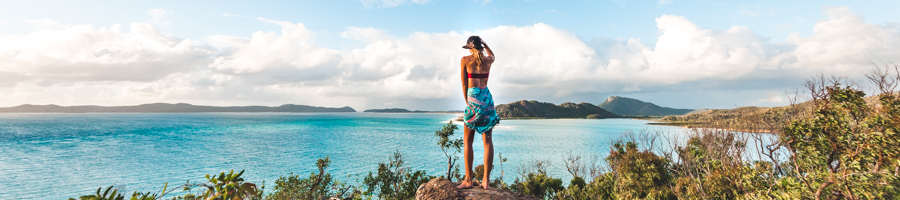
[{"left": 0, "top": 113, "right": 686, "bottom": 199}]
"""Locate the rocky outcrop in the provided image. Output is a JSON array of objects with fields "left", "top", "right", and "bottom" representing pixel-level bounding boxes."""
[{"left": 415, "top": 177, "right": 539, "bottom": 200}]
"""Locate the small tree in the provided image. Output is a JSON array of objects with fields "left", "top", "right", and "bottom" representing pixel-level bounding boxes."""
[
  {"left": 267, "top": 156, "right": 359, "bottom": 200},
  {"left": 564, "top": 152, "right": 587, "bottom": 189},
  {"left": 363, "top": 150, "right": 434, "bottom": 199},
  {"left": 434, "top": 121, "right": 463, "bottom": 181}
]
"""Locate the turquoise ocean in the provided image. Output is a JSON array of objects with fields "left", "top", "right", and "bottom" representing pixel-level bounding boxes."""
[{"left": 0, "top": 113, "right": 687, "bottom": 199}]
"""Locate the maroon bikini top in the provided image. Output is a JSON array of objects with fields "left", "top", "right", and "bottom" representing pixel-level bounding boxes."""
[{"left": 467, "top": 72, "right": 489, "bottom": 78}]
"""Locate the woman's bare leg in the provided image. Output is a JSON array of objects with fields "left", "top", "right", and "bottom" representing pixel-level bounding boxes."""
[
  {"left": 457, "top": 125, "right": 476, "bottom": 189},
  {"left": 481, "top": 130, "right": 494, "bottom": 189}
]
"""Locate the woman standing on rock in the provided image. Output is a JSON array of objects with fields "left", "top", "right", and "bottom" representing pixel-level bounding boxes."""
[{"left": 457, "top": 35, "right": 500, "bottom": 189}]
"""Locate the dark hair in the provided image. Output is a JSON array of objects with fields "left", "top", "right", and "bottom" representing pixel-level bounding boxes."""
[{"left": 462, "top": 35, "right": 484, "bottom": 50}]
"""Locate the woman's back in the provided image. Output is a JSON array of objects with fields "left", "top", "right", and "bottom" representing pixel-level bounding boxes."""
[{"left": 463, "top": 55, "right": 494, "bottom": 88}]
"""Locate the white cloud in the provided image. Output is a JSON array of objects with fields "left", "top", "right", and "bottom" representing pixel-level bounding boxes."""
[
  {"left": 208, "top": 17, "right": 332, "bottom": 74},
  {"left": 757, "top": 92, "right": 785, "bottom": 103},
  {"left": 356, "top": 0, "right": 431, "bottom": 8},
  {"left": 0, "top": 22, "right": 213, "bottom": 84},
  {"left": 1, "top": 6, "right": 898, "bottom": 110},
  {"left": 786, "top": 6, "right": 900, "bottom": 75},
  {"left": 149, "top": 9, "right": 172, "bottom": 25}
]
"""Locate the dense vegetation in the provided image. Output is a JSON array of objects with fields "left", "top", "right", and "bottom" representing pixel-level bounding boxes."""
[
  {"left": 495, "top": 100, "right": 620, "bottom": 119},
  {"left": 73, "top": 67, "right": 900, "bottom": 200},
  {"left": 598, "top": 96, "right": 695, "bottom": 117}
]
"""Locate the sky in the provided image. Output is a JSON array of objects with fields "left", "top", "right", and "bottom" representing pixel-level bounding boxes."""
[{"left": 1, "top": 0, "right": 899, "bottom": 111}]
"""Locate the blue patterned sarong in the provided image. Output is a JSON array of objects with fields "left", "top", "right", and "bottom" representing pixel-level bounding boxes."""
[{"left": 464, "top": 87, "right": 500, "bottom": 134}]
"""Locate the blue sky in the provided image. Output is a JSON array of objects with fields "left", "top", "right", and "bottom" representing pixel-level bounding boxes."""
[
  {"left": 4, "top": 0, "right": 898, "bottom": 44},
  {"left": 1, "top": 0, "right": 899, "bottom": 110}
]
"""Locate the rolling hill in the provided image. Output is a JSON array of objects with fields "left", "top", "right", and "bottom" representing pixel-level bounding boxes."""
[
  {"left": 598, "top": 96, "right": 695, "bottom": 116},
  {"left": 495, "top": 100, "right": 620, "bottom": 119}
]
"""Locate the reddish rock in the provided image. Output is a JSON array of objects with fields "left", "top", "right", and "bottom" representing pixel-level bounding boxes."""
[{"left": 415, "top": 177, "right": 539, "bottom": 200}]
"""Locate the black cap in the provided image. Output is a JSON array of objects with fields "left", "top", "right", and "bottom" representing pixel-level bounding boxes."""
[{"left": 462, "top": 35, "right": 483, "bottom": 49}]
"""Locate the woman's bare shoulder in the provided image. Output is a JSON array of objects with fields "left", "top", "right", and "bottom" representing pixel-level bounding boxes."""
[{"left": 483, "top": 56, "right": 495, "bottom": 63}]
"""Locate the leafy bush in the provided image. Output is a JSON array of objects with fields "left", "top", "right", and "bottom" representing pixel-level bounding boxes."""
[
  {"left": 195, "top": 170, "right": 262, "bottom": 200},
  {"left": 71, "top": 170, "right": 262, "bottom": 200},
  {"left": 671, "top": 130, "right": 747, "bottom": 199},
  {"left": 69, "top": 185, "right": 160, "bottom": 200},
  {"left": 513, "top": 172, "right": 563, "bottom": 199},
  {"left": 567, "top": 176, "right": 585, "bottom": 190},
  {"left": 362, "top": 150, "right": 434, "bottom": 200},
  {"left": 606, "top": 141, "right": 675, "bottom": 199},
  {"left": 781, "top": 79, "right": 900, "bottom": 199},
  {"left": 266, "top": 156, "right": 359, "bottom": 200},
  {"left": 509, "top": 160, "right": 563, "bottom": 199}
]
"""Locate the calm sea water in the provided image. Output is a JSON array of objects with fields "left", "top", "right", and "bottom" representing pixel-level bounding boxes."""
[{"left": 0, "top": 113, "right": 686, "bottom": 199}]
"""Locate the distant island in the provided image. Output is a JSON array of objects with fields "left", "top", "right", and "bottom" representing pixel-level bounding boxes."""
[
  {"left": 598, "top": 96, "right": 696, "bottom": 117},
  {"left": 0, "top": 103, "right": 356, "bottom": 113},
  {"left": 650, "top": 100, "right": 817, "bottom": 132},
  {"left": 363, "top": 108, "right": 463, "bottom": 113},
  {"left": 495, "top": 100, "right": 620, "bottom": 119}
]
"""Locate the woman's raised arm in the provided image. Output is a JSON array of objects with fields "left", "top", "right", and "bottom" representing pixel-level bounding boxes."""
[{"left": 483, "top": 41, "right": 495, "bottom": 58}]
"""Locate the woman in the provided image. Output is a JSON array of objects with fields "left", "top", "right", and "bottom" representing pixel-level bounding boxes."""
[{"left": 457, "top": 36, "right": 500, "bottom": 189}]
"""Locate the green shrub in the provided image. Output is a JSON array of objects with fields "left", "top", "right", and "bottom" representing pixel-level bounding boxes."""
[
  {"left": 585, "top": 173, "right": 617, "bottom": 200},
  {"left": 514, "top": 172, "right": 563, "bottom": 199},
  {"left": 671, "top": 131, "right": 746, "bottom": 199},
  {"left": 568, "top": 176, "right": 585, "bottom": 190},
  {"left": 266, "top": 156, "right": 359, "bottom": 200},
  {"left": 71, "top": 170, "right": 261, "bottom": 200},
  {"left": 782, "top": 82, "right": 900, "bottom": 199},
  {"left": 197, "top": 170, "right": 262, "bottom": 200},
  {"left": 362, "top": 150, "right": 434, "bottom": 200},
  {"left": 69, "top": 186, "right": 159, "bottom": 200},
  {"left": 607, "top": 141, "right": 675, "bottom": 199}
]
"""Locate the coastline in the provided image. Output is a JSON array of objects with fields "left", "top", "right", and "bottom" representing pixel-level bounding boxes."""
[{"left": 646, "top": 121, "right": 774, "bottom": 133}]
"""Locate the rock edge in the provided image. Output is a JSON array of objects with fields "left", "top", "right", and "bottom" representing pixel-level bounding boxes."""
[{"left": 415, "top": 177, "right": 539, "bottom": 200}]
